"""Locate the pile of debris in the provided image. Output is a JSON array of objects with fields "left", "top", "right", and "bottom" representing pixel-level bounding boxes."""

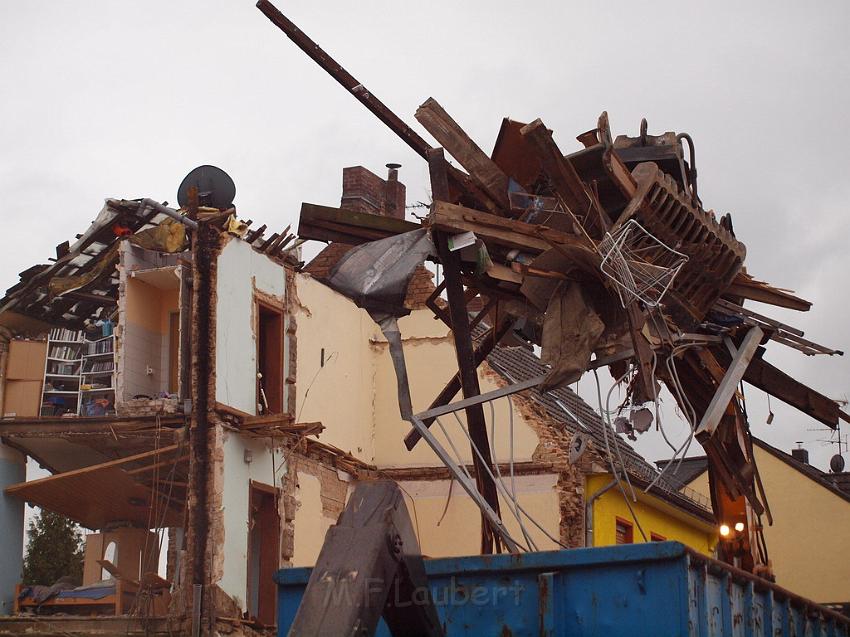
[{"left": 258, "top": 0, "right": 846, "bottom": 575}]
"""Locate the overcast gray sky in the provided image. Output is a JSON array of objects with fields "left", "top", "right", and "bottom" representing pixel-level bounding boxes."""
[{"left": 2, "top": 1, "right": 849, "bottom": 471}]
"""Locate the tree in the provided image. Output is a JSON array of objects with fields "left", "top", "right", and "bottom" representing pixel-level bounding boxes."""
[{"left": 22, "top": 508, "right": 84, "bottom": 586}]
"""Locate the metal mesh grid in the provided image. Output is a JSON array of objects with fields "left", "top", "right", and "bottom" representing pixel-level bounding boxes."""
[{"left": 598, "top": 219, "right": 688, "bottom": 308}]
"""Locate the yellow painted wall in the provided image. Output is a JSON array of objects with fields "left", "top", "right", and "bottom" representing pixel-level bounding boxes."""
[
  {"left": 371, "top": 313, "right": 540, "bottom": 469},
  {"left": 685, "top": 446, "right": 850, "bottom": 604},
  {"left": 295, "top": 275, "right": 543, "bottom": 469},
  {"left": 587, "top": 474, "right": 716, "bottom": 555},
  {"left": 397, "top": 474, "right": 562, "bottom": 557},
  {"left": 291, "top": 471, "right": 343, "bottom": 567},
  {"left": 294, "top": 275, "right": 379, "bottom": 464}
]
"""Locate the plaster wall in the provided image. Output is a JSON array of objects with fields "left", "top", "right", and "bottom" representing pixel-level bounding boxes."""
[
  {"left": 587, "top": 474, "right": 715, "bottom": 554},
  {"left": 685, "top": 447, "right": 850, "bottom": 604},
  {"left": 396, "top": 474, "right": 561, "bottom": 557},
  {"left": 218, "top": 430, "right": 284, "bottom": 610},
  {"left": 370, "top": 314, "right": 540, "bottom": 468},
  {"left": 293, "top": 275, "right": 376, "bottom": 463},
  {"left": 215, "top": 238, "right": 286, "bottom": 415},
  {"left": 120, "top": 279, "right": 178, "bottom": 399},
  {"left": 290, "top": 471, "right": 337, "bottom": 567}
]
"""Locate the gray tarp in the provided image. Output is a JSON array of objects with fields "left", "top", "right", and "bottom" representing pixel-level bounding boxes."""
[{"left": 325, "top": 229, "right": 436, "bottom": 420}]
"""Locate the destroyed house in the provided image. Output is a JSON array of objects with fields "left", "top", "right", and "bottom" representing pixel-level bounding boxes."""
[{"left": 0, "top": 164, "right": 721, "bottom": 635}]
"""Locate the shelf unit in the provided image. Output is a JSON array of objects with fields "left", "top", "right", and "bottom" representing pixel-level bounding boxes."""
[{"left": 41, "top": 328, "right": 116, "bottom": 417}]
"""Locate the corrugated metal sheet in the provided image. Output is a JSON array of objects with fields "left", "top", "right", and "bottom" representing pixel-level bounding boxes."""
[{"left": 276, "top": 542, "right": 850, "bottom": 636}]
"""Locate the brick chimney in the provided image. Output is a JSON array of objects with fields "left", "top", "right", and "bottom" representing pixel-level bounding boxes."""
[
  {"left": 791, "top": 442, "right": 809, "bottom": 465},
  {"left": 341, "top": 164, "right": 406, "bottom": 219}
]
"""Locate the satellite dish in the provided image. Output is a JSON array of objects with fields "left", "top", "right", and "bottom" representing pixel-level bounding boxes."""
[
  {"left": 830, "top": 454, "right": 846, "bottom": 473},
  {"left": 569, "top": 433, "right": 589, "bottom": 465},
  {"left": 177, "top": 165, "right": 236, "bottom": 210}
]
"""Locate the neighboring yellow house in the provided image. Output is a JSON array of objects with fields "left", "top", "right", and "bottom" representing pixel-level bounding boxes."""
[
  {"left": 662, "top": 439, "right": 850, "bottom": 611},
  {"left": 586, "top": 473, "right": 717, "bottom": 555}
]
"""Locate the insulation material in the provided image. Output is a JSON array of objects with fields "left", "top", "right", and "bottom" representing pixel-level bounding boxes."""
[
  {"left": 540, "top": 282, "right": 604, "bottom": 391},
  {"left": 126, "top": 218, "right": 187, "bottom": 253},
  {"left": 47, "top": 220, "right": 187, "bottom": 298}
]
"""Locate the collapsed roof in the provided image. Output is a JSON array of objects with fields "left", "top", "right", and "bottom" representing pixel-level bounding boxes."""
[{"left": 258, "top": 0, "right": 848, "bottom": 570}]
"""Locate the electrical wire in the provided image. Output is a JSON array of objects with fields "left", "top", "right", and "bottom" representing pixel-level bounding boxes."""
[
  {"left": 487, "top": 400, "right": 536, "bottom": 550},
  {"left": 593, "top": 368, "right": 648, "bottom": 542},
  {"left": 443, "top": 413, "right": 532, "bottom": 551},
  {"left": 450, "top": 406, "right": 569, "bottom": 550}
]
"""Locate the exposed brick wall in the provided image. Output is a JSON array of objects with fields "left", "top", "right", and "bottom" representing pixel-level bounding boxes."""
[
  {"left": 280, "top": 451, "right": 352, "bottom": 567},
  {"left": 341, "top": 165, "right": 405, "bottom": 219},
  {"left": 404, "top": 266, "right": 437, "bottom": 310},
  {"left": 301, "top": 243, "right": 353, "bottom": 279},
  {"left": 117, "top": 397, "right": 181, "bottom": 417}
]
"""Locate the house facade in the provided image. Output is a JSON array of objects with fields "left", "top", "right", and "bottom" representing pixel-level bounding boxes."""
[
  {"left": 661, "top": 439, "right": 850, "bottom": 612},
  {"left": 0, "top": 165, "right": 718, "bottom": 634}
]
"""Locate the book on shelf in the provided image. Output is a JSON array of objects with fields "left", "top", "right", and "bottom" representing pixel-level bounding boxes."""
[
  {"left": 48, "top": 327, "right": 84, "bottom": 342},
  {"left": 48, "top": 344, "right": 83, "bottom": 360},
  {"left": 84, "top": 360, "right": 114, "bottom": 373},
  {"left": 47, "top": 361, "right": 80, "bottom": 375},
  {"left": 87, "top": 338, "right": 114, "bottom": 355}
]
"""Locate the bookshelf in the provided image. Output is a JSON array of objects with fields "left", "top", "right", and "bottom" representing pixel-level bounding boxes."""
[
  {"left": 41, "top": 327, "right": 116, "bottom": 417},
  {"left": 79, "top": 333, "right": 115, "bottom": 416}
]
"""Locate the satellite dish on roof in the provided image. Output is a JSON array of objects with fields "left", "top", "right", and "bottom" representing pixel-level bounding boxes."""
[
  {"left": 569, "top": 433, "right": 589, "bottom": 465},
  {"left": 830, "top": 453, "right": 846, "bottom": 473},
  {"left": 177, "top": 165, "right": 236, "bottom": 210}
]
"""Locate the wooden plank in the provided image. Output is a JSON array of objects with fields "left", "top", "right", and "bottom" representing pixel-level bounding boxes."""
[
  {"left": 743, "top": 353, "right": 841, "bottom": 428},
  {"left": 727, "top": 274, "right": 811, "bottom": 312},
  {"left": 7, "top": 444, "right": 179, "bottom": 487},
  {"left": 430, "top": 200, "right": 599, "bottom": 261},
  {"left": 299, "top": 202, "right": 419, "bottom": 244},
  {"left": 695, "top": 327, "right": 763, "bottom": 437},
  {"left": 416, "top": 98, "right": 511, "bottom": 211},
  {"left": 520, "top": 118, "right": 611, "bottom": 230}
]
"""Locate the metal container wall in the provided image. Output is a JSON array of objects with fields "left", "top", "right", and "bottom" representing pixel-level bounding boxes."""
[{"left": 275, "top": 542, "right": 850, "bottom": 636}]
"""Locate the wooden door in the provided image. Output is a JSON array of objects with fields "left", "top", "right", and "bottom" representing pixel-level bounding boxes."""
[{"left": 247, "top": 481, "right": 280, "bottom": 625}]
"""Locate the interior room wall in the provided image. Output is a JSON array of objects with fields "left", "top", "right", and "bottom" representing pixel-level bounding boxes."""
[{"left": 214, "top": 238, "right": 286, "bottom": 415}]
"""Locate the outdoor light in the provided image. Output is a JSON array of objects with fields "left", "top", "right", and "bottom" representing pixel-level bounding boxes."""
[
  {"left": 719, "top": 524, "right": 731, "bottom": 537},
  {"left": 734, "top": 522, "right": 745, "bottom": 532}
]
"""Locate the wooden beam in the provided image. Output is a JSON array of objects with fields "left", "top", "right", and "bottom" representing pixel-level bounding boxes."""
[
  {"left": 257, "top": 0, "right": 433, "bottom": 160},
  {"left": 430, "top": 200, "right": 599, "bottom": 263},
  {"left": 0, "top": 416, "right": 184, "bottom": 437},
  {"left": 298, "top": 203, "right": 419, "bottom": 245},
  {"left": 126, "top": 455, "right": 190, "bottom": 476},
  {"left": 695, "top": 327, "right": 763, "bottom": 437},
  {"left": 6, "top": 444, "right": 180, "bottom": 490},
  {"left": 726, "top": 274, "right": 812, "bottom": 312},
  {"left": 429, "top": 147, "right": 503, "bottom": 554},
  {"left": 743, "top": 352, "right": 842, "bottom": 428},
  {"left": 520, "top": 119, "right": 611, "bottom": 230},
  {"left": 416, "top": 98, "right": 511, "bottom": 211}
]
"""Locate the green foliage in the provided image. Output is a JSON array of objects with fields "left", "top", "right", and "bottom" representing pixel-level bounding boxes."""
[{"left": 22, "top": 509, "right": 84, "bottom": 586}]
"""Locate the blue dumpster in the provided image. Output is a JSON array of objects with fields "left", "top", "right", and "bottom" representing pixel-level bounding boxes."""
[{"left": 275, "top": 541, "right": 850, "bottom": 636}]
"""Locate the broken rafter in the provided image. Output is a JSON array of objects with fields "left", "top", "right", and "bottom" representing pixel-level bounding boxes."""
[
  {"left": 415, "top": 98, "right": 511, "bottom": 212},
  {"left": 429, "top": 147, "right": 503, "bottom": 554},
  {"left": 695, "top": 327, "right": 764, "bottom": 438},
  {"left": 520, "top": 118, "right": 609, "bottom": 231},
  {"left": 299, "top": 203, "right": 419, "bottom": 246}
]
